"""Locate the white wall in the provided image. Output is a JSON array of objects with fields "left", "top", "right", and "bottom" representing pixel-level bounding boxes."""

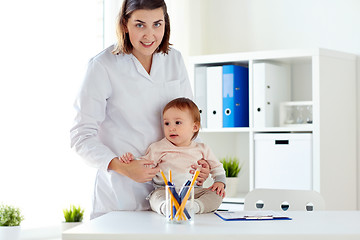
[
  {"left": 104, "top": 0, "right": 123, "bottom": 47},
  {"left": 167, "top": 0, "right": 360, "bottom": 209},
  {"left": 0, "top": 0, "right": 102, "bottom": 229},
  {"left": 188, "top": 0, "right": 360, "bottom": 55}
]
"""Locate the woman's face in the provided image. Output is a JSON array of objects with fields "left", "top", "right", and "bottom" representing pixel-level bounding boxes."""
[{"left": 126, "top": 8, "right": 165, "bottom": 61}]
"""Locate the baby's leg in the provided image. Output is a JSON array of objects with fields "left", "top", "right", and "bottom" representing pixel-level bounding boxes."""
[
  {"left": 194, "top": 188, "right": 223, "bottom": 214},
  {"left": 149, "top": 187, "right": 167, "bottom": 215}
]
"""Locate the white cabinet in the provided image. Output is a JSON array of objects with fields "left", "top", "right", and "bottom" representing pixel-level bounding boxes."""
[
  {"left": 189, "top": 49, "right": 357, "bottom": 210},
  {"left": 254, "top": 133, "right": 312, "bottom": 190}
]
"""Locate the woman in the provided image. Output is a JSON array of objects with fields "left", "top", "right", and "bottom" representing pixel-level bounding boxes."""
[{"left": 70, "top": 0, "right": 209, "bottom": 219}]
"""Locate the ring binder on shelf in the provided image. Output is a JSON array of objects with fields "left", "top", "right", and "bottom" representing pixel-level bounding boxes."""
[
  {"left": 194, "top": 66, "right": 208, "bottom": 128},
  {"left": 253, "top": 62, "right": 290, "bottom": 128},
  {"left": 206, "top": 66, "right": 223, "bottom": 129},
  {"left": 222, "top": 65, "right": 249, "bottom": 128}
]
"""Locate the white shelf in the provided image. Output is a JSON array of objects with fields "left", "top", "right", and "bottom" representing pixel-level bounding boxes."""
[
  {"left": 200, "top": 128, "right": 250, "bottom": 133},
  {"left": 223, "top": 194, "right": 246, "bottom": 204},
  {"left": 190, "top": 48, "right": 357, "bottom": 210},
  {"left": 219, "top": 193, "right": 246, "bottom": 211},
  {"left": 253, "top": 126, "right": 313, "bottom": 132},
  {"left": 201, "top": 126, "right": 313, "bottom": 133}
]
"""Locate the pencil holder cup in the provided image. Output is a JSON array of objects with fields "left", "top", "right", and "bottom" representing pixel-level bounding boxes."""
[{"left": 165, "top": 185, "right": 194, "bottom": 224}]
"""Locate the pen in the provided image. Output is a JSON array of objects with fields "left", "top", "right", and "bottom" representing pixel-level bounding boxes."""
[
  {"left": 168, "top": 181, "right": 191, "bottom": 220},
  {"left": 175, "top": 170, "right": 200, "bottom": 219},
  {"left": 160, "top": 170, "right": 186, "bottom": 220},
  {"left": 179, "top": 180, "right": 191, "bottom": 200}
]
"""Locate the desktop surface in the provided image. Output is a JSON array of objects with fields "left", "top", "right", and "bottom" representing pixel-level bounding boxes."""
[{"left": 62, "top": 210, "right": 360, "bottom": 240}]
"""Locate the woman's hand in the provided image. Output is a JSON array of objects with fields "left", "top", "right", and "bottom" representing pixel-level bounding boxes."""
[
  {"left": 209, "top": 182, "right": 225, "bottom": 198},
  {"left": 190, "top": 159, "right": 210, "bottom": 186},
  {"left": 108, "top": 157, "right": 160, "bottom": 183},
  {"left": 119, "top": 152, "right": 134, "bottom": 164}
]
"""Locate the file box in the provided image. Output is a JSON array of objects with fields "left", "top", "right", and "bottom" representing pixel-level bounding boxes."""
[{"left": 254, "top": 133, "right": 312, "bottom": 190}]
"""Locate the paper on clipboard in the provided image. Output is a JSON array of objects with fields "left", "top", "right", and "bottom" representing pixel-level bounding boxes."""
[{"left": 214, "top": 210, "right": 292, "bottom": 221}]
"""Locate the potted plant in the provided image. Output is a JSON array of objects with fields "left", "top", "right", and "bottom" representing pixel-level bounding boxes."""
[
  {"left": 0, "top": 204, "right": 24, "bottom": 240},
  {"left": 220, "top": 156, "right": 242, "bottom": 197},
  {"left": 62, "top": 205, "right": 84, "bottom": 232}
]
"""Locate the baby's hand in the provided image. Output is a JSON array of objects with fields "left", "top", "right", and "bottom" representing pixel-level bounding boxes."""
[
  {"left": 119, "top": 152, "right": 135, "bottom": 164},
  {"left": 209, "top": 182, "right": 225, "bottom": 198}
]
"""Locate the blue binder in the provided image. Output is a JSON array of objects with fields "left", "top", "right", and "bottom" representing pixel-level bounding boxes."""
[{"left": 222, "top": 65, "right": 249, "bottom": 127}]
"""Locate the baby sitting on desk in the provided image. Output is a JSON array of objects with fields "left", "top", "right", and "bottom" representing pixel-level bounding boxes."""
[{"left": 120, "top": 97, "right": 226, "bottom": 215}]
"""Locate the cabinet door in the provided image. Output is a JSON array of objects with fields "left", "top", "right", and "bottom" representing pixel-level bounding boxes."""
[{"left": 254, "top": 133, "right": 312, "bottom": 190}]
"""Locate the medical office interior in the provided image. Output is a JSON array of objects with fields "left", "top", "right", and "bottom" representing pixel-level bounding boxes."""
[{"left": 0, "top": 0, "right": 360, "bottom": 239}]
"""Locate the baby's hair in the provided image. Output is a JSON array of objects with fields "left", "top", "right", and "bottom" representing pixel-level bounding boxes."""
[{"left": 163, "top": 97, "right": 201, "bottom": 140}]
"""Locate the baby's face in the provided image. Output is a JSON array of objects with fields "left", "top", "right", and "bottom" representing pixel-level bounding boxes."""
[{"left": 163, "top": 107, "right": 198, "bottom": 147}]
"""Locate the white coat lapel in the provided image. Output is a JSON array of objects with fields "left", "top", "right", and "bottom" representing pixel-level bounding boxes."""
[{"left": 130, "top": 54, "right": 153, "bottom": 81}]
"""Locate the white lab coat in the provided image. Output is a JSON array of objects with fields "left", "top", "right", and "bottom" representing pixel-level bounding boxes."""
[{"left": 70, "top": 46, "right": 193, "bottom": 219}]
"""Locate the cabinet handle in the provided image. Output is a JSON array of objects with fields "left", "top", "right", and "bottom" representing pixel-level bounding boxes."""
[{"left": 275, "top": 140, "right": 289, "bottom": 145}]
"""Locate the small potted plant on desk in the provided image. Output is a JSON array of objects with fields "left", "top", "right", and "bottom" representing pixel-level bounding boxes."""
[
  {"left": 62, "top": 205, "right": 84, "bottom": 232},
  {"left": 0, "top": 204, "right": 24, "bottom": 240},
  {"left": 220, "top": 156, "right": 242, "bottom": 197}
]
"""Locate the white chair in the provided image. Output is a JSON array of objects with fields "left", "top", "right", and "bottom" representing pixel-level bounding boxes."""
[{"left": 244, "top": 188, "right": 325, "bottom": 211}]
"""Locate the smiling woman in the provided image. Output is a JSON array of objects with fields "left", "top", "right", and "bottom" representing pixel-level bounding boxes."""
[
  {"left": 68, "top": 0, "right": 214, "bottom": 221},
  {"left": 125, "top": 8, "right": 165, "bottom": 73},
  {"left": 0, "top": 0, "right": 103, "bottom": 236}
]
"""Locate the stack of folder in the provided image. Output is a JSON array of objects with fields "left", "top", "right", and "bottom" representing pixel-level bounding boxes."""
[{"left": 194, "top": 64, "right": 249, "bottom": 129}]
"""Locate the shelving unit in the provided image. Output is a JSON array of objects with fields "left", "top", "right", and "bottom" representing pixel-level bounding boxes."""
[{"left": 189, "top": 48, "right": 357, "bottom": 210}]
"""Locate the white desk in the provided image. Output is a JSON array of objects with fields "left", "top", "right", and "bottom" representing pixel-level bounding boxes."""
[{"left": 62, "top": 211, "right": 360, "bottom": 240}]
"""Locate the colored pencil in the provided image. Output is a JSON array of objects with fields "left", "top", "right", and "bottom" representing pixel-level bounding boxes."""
[
  {"left": 175, "top": 170, "right": 200, "bottom": 219},
  {"left": 160, "top": 170, "right": 186, "bottom": 220},
  {"left": 169, "top": 170, "right": 173, "bottom": 220}
]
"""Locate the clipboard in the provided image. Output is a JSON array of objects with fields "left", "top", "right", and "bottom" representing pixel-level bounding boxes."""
[{"left": 214, "top": 210, "right": 292, "bottom": 221}]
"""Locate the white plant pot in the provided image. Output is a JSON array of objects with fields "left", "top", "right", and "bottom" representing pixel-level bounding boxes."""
[
  {"left": 62, "top": 222, "right": 82, "bottom": 232},
  {"left": 225, "top": 177, "right": 239, "bottom": 197},
  {"left": 0, "top": 226, "right": 21, "bottom": 240}
]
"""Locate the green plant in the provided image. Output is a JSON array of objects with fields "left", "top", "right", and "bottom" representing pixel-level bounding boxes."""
[
  {"left": 63, "top": 205, "right": 84, "bottom": 222},
  {"left": 220, "top": 156, "right": 242, "bottom": 177},
  {"left": 0, "top": 204, "right": 24, "bottom": 226}
]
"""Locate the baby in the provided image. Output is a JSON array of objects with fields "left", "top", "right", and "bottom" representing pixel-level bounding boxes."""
[{"left": 120, "top": 97, "right": 226, "bottom": 215}]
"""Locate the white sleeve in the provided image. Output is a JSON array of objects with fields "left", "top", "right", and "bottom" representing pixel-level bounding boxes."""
[{"left": 70, "top": 59, "right": 117, "bottom": 171}]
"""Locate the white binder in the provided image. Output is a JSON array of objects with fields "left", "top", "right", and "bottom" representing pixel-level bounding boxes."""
[
  {"left": 206, "top": 66, "right": 223, "bottom": 129},
  {"left": 194, "top": 66, "right": 207, "bottom": 128},
  {"left": 253, "top": 62, "right": 290, "bottom": 128}
]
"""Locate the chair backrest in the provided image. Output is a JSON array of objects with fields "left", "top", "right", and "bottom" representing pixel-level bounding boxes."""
[{"left": 244, "top": 188, "right": 325, "bottom": 211}]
